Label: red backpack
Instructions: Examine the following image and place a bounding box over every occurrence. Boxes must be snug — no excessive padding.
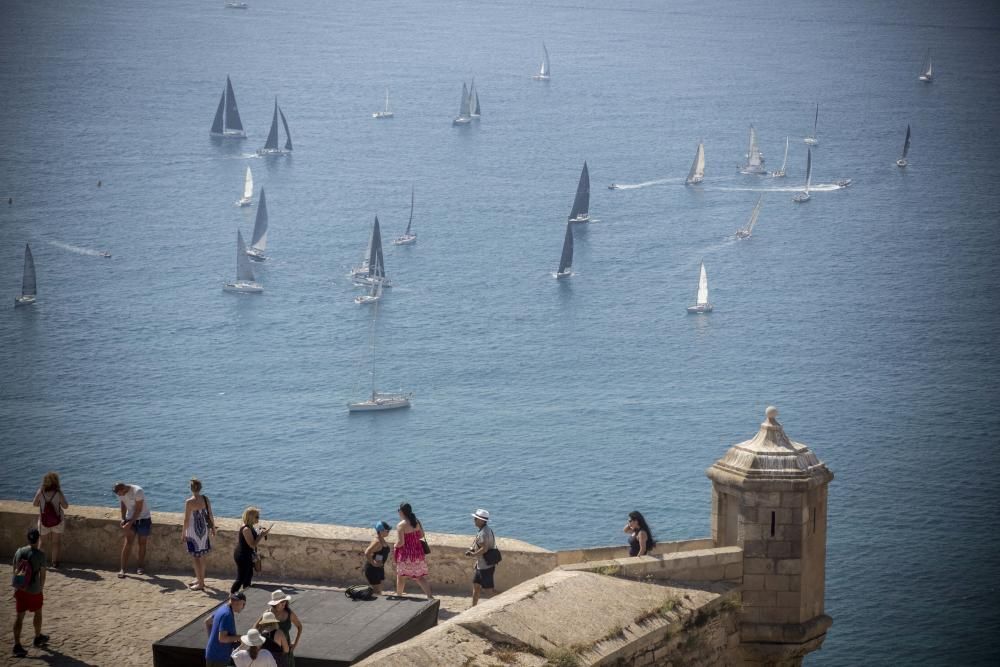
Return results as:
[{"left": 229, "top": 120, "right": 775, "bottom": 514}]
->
[
  {"left": 11, "top": 551, "right": 34, "bottom": 591},
  {"left": 40, "top": 493, "right": 60, "bottom": 528}
]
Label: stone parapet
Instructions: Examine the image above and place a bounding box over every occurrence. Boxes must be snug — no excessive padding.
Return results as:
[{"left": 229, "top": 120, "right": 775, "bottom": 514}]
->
[
  {"left": 555, "top": 537, "right": 714, "bottom": 566},
  {"left": 559, "top": 545, "right": 743, "bottom": 584}
]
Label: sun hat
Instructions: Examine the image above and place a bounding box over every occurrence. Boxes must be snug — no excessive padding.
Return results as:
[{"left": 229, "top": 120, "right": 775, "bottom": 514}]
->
[
  {"left": 241, "top": 628, "right": 265, "bottom": 647},
  {"left": 471, "top": 509, "right": 490, "bottom": 522},
  {"left": 267, "top": 589, "right": 292, "bottom": 606},
  {"left": 259, "top": 611, "right": 279, "bottom": 626}
]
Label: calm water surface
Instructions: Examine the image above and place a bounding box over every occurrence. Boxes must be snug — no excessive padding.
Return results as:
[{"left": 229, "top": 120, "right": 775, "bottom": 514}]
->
[{"left": 2, "top": 1, "right": 999, "bottom": 664}]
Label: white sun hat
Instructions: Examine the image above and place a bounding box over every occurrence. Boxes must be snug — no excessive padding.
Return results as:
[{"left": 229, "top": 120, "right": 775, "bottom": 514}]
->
[{"left": 471, "top": 509, "right": 490, "bottom": 522}]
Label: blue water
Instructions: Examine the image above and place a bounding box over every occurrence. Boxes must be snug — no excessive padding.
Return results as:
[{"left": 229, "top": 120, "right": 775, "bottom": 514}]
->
[{"left": 2, "top": 0, "right": 999, "bottom": 663}]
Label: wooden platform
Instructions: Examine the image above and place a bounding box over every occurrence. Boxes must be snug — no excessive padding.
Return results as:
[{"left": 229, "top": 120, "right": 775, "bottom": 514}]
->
[{"left": 152, "top": 585, "right": 439, "bottom": 666}]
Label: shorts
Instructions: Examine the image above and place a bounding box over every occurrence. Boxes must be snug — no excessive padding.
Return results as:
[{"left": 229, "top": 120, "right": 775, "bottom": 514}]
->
[
  {"left": 473, "top": 567, "right": 495, "bottom": 590},
  {"left": 14, "top": 589, "right": 43, "bottom": 614},
  {"left": 364, "top": 564, "right": 386, "bottom": 585},
  {"left": 38, "top": 519, "right": 65, "bottom": 535},
  {"left": 128, "top": 518, "right": 153, "bottom": 537}
]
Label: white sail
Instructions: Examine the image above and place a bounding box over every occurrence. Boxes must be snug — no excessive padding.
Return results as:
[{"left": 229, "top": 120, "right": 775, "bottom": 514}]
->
[
  {"left": 920, "top": 49, "right": 933, "bottom": 81},
  {"left": 740, "top": 125, "right": 767, "bottom": 174},
  {"left": 242, "top": 166, "right": 253, "bottom": 201},
  {"left": 235, "top": 230, "right": 256, "bottom": 282},
  {"left": 687, "top": 142, "right": 705, "bottom": 184},
  {"left": 804, "top": 148, "right": 812, "bottom": 193},
  {"left": 696, "top": 262, "right": 709, "bottom": 306},
  {"left": 539, "top": 43, "right": 550, "bottom": 77},
  {"left": 779, "top": 137, "right": 789, "bottom": 174}
]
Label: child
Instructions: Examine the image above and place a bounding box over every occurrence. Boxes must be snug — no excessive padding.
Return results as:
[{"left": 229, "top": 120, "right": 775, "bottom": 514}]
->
[{"left": 363, "top": 521, "right": 392, "bottom": 594}]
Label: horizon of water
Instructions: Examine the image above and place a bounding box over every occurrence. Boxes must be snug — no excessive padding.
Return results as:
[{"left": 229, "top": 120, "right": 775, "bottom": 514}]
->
[{"left": 2, "top": 1, "right": 999, "bottom": 664}]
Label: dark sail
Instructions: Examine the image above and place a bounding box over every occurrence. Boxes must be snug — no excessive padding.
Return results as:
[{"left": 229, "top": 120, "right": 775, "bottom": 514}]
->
[
  {"left": 404, "top": 187, "right": 414, "bottom": 235},
  {"left": 279, "top": 107, "right": 293, "bottom": 151},
  {"left": 368, "top": 217, "right": 385, "bottom": 279},
  {"left": 211, "top": 91, "right": 225, "bottom": 135},
  {"left": 557, "top": 223, "right": 574, "bottom": 274},
  {"left": 22, "top": 244, "right": 36, "bottom": 297},
  {"left": 902, "top": 124, "right": 911, "bottom": 159},
  {"left": 225, "top": 76, "right": 244, "bottom": 132},
  {"left": 474, "top": 92, "right": 480, "bottom": 116},
  {"left": 264, "top": 99, "right": 279, "bottom": 150},
  {"left": 250, "top": 189, "right": 268, "bottom": 249},
  {"left": 568, "top": 161, "right": 590, "bottom": 221}
]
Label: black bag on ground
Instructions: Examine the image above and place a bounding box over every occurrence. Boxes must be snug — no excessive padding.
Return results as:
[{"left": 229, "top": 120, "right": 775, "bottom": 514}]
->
[{"left": 345, "top": 584, "right": 375, "bottom": 601}]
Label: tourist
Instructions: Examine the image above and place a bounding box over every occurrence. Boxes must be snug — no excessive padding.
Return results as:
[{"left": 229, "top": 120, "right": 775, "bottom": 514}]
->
[
  {"left": 393, "top": 502, "right": 433, "bottom": 599},
  {"left": 32, "top": 472, "right": 69, "bottom": 568},
  {"left": 232, "top": 506, "right": 270, "bottom": 594},
  {"left": 204, "top": 591, "right": 246, "bottom": 667},
  {"left": 255, "top": 610, "right": 290, "bottom": 667},
  {"left": 113, "top": 481, "right": 152, "bottom": 577},
  {"left": 363, "top": 521, "right": 392, "bottom": 595},
  {"left": 231, "top": 628, "right": 277, "bottom": 667},
  {"left": 182, "top": 477, "right": 216, "bottom": 591},
  {"left": 11, "top": 528, "right": 48, "bottom": 658},
  {"left": 267, "top": 589, "right": 302, "bottom": 667},
  {"left": 465, "top": 508, "right": 497, "bottom": 606},
  {"left": 623, "top": 511, "right": 656, "bottom": 557}
]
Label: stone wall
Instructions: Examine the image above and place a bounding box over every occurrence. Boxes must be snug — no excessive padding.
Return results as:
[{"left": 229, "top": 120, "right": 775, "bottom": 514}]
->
[{"left": 560, "top": 545, "right": 743, "bottom": 585}]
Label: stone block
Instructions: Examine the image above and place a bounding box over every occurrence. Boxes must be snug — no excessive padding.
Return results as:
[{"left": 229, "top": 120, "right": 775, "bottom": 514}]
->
[
  {"left": 693, "top": 564, "right": 727, "bottom": 582},
  {"left": 764, "top": 575, "right": 789, "bottom": 591},
  {"left": 778, "top": 524, "right": 803, "bottom": 541},
  {"left": 744, "top": 540, "right": 767, "bottom": 557},
  {"left": 724, "top": 563, "right": 743, "bottom": 580},
  {"left": 788, "top": 577, "right": 801, "bottom": 592},
  {"left": 742, "top": 524, "right": 763, "bottom": 541},
  {"left": 697, "top": 553, "right": 718, "bottom": 569},
  {"left": 742, "top": 590, "right": 776, "bottom": 607},
  {"left": 777, "top": 591, "right": 802, "bottom": 608},
  {"left": 742, "top": 574, "right": 765, "bottom": 591},
  {"left": 780, "top": 492, "right": 805, "bottom": 508},
  {"left": 776, "top": 559, "right": 801, "bottom": 575},
  {"left": 788, "top": 541, "right": 802, "bottom": 558},
  {"left": 715, "top": 547, "right": 742, "bottom": 565},
  {"left": 766, "top": 541, "right": 791, "bottom": 558},
  {"left": 744, "top": 558, "right": 775, "bottom": 575}
]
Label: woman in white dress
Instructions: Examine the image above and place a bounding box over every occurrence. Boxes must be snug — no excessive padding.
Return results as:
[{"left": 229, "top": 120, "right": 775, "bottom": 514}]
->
[{"left": 182, "top": 478, "right": 216, "bottom": 590}]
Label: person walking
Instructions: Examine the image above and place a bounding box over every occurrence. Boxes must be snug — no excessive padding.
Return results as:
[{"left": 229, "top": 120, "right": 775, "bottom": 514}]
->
[
  {"left": 256, "top": 610, "right": 290, "bottom": 667},
  {"left": 623, "top": 511, "right": 656, "bottom": 557},
  {"left": 11, "top": 528, "right": 48, "bottom": 658},
  {"left": 182, "top": 477, "right": 216, "bottom": 591},
  {"left": 465, "top": 509, "right": 497, "bottom": 606},
  {"left": 363, "top": 521, "right": 392, "bottom": 595},
  {"left": 113, "top": 481, "right": 152, "bottom": 577},
  {"left": 32, "top": 472, "right": 68, "bottom": 568},
  {"left": 267, "top": 589, "right": 301, "bottom": 667},
  {"left": 393, "top": 502, "right": 433, "bottom": 599},
  {"left": 232, "top": 507, "right": 271, "bottom": 594},
  {"left": 204, "top": 591, "right": 246, "bottom": 667},
  {"left": 231, "top": 628, "right": 277, "bottom": 667}
]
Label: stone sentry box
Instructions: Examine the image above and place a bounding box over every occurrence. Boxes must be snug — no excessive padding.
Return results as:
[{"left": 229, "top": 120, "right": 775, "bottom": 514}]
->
[{"left": 707, "top": 407, "right": 834, "bottom": 666}]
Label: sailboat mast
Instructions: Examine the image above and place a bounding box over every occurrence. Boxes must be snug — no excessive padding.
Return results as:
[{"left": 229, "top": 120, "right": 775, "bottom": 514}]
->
[{"left": 405, "top": 187, "right": 414, "bottom": 235}]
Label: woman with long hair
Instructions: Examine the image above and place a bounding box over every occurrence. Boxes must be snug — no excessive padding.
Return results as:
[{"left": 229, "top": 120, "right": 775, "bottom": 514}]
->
[
  {"left": 182, "top": 477, "right": 216, "bottom": 590},
  {"left": 232, "top": 507, "right": 271, "bottom": 594},
  {"left": 32, "top": 472, "right": 69, "bottom": 567},
  {"left": 255, "top": 610, "right": 289, "bottom": 667},
  {"left": 393, "top": 502, "right": 433, "bottom": 599},
  {"left": 267, "top": 589, "right": 301, "bottom": 667},
  {"left": 231, "top": 628, "right": 277, "bottom": 667},
  {"left": 623, "top": 510, "right": 656, "bottom": 557}
]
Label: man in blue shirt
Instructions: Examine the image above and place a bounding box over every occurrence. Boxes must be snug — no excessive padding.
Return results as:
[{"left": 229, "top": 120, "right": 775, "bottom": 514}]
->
[{"left": 204, "top": 591, "right": 246, "bottom": 667}]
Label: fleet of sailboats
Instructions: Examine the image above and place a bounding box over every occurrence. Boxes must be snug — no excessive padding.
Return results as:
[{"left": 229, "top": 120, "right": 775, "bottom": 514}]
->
[
  {"left": 686, "top": 141, "right": 705, "bottom": 184},
  {"left": 735, "top": 197, "right": 763, "bottom": 239},
  {"left": 532, "top": 43, "right": 551, "bottom": 80},
  {"left": 246, "top": 188, "right": 269, "bottom": 262},
  {"left": 392, "top": 188, "right": 417, "bottom": 246},
  {"left": 14, "top": 244, "right": 36, "bottom": 307},
  {"left": 918, "top": 50, "right": 933, "bottom": 82},
  {"left": 210, "top": 75, "right": 246, "bottom": 138},
  {"left": 553, "top": 223, "right": 574, "bottom": 279},
  {"left": 373, "top": 88, "right": 394, "bottom": 119},
  {"left": 223, "top": 230, "right": 263, "bottom": 293},
  {"left": 567, "top": 162, "right": 591, "bottom": 223},
  {"left": 348, "top": 301, "right": 411, "bottom": 412},
  {"left": 793, "top": 148, "right": 813, "bottom": 202},
  {"left": 237, "top": 166, "right": 253, "bottom": 207},
  {"left": 804, "top": 103, "right": 820, "bottom": 146},
  {"left": 686, "top": 261, "right": 712, "bottom": 314},
  {"left": 739, "top": 125, "right": 767, "bottom": 175},
  {"left": 896, "top": 124, "right": 911, "bottom": 168},
  {"left": 257, "top": 97, "right": 293, "bottom": 155}
]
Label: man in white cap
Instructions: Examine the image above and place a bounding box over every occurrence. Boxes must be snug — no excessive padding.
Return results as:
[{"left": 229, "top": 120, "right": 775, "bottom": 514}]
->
[{"left": 465, "top": 508, "right": 496, "bottom": 606}]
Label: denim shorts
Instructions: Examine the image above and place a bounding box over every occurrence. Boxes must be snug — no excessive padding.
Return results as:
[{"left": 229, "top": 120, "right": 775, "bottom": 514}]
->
[{"left": 130, "top": 518, "right": 153, "bottom": 537}]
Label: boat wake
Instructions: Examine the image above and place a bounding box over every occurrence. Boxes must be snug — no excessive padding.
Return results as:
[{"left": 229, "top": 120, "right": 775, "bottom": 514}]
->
[
  {"left": 707, "top": 183, "right": 843, "bottom": 193},
  {"left": 610, "top": 177, "right": 680, "bottom": 190},
  {"left": 48, "top": 241, "right": 106, "bottom": 256}
]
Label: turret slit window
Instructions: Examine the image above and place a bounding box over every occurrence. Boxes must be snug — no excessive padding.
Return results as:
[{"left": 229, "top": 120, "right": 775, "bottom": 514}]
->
[
  {"left": 812, "top": 507, "right": 817, "bottom": 534},
  {"left": 770, "top": 511, "right": 776, "bottom": 537}
]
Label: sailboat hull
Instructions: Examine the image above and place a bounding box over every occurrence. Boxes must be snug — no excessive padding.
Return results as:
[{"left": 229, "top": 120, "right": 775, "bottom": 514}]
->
[
  {"left": 223, "top": 281, "right": 263, "bottom": 293},
  {"left": 453, "top": 116, "right": 471, "bottom": 126},
  {"left": 14, "top": 295, "right": 36, "bottom": 307},
  {"left": 392, "top": 234, "right": 416, "bottom": 246},
  {"left": 353, "top": 276, "right": 393, "bottom": 288},
  {"left": 348, "top": 394, "right": 412, "bottom": 412},
  {"left": 246, "top": 248, "right": 267, "bottom": 262},
  {"left": 568, "top": 215, "right": 590, "bottom": 224},
  {"left": 372, "top": 112, "right": 394, "bottom": 119},
  {"left": 739, "top": 166, "right": 768, "bottom": 175},
  {"left": 686, "top": 176, "right": 703, "bottom": 185},
  {"left": 237, "top": 197, "right": 253, "bottom": 207},
  {"left": 687, "top": 304, "right": 713, "bottom": 314},
  {"left": 803, "top": 137, "right": 819, "bottom": 146},
  {"left": 919, "top": 75, "right": 932, "bottom": 82},
  {"left": 896, "top": 159, "right": 908, "bottom": 168},
  {"left": 792, "top": 193, "right": 811, "bottom": 203},
  {"left": 553, "top": 270, "right": 572, "bottom": 279},
  {"left": 211, "top": 129, "right": 246, "bottom": 139},
  {"left": 256, "top": 148, "right": 290, "bottom": 156}
]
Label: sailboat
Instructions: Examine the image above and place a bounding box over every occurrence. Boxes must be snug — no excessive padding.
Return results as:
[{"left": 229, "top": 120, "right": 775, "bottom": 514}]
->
[
  {"left": 257, "top": 97, "right": 293, "bottom": 155},
  {"left": 470, "top": 79, "right": 480, "bottom": 120},
  {"left": 246, "top": 188, "right": 269, "bottom": 262},
  {"left": 770, "top": 137, "right": 789, "bottom": 178},
  {"left": 735, "top": 197, "right": 763, "bottom": 239},
  {"left": 392, "top": 188, "right": 417, "bottom": 245},
  {"left": 14, "top": 244, "right": 36, "bottom": 307},
  {"left": 686, "top": 141, "right": 705, "bottom": 185},
  {"left": 553, "top": 222, "right": 574, "bottom": 279},
  {"left": 223, "top": 230, "right": 263, "bottom": 293},
  {"left": 353, "top": 216, "right": 391, "bottom": 288},
  {"left": 896, "top": 124, "right": 911, "bottom": 168},
  {"left": 918, "top": 50, "right": 933, "bottom": 82},
  {"left": 210, "top": 75, "right": 246, "bottom": 138},
  {"left": 348, "top": 301, "right": 411, "bottom": 412},
  {"left": 373, "top": 88, "right": 394, "bottom": 119},
  {"left": 236, "top": 166, "right": 253, "bottom": 207},
  {"left": 354, "top": 279, "right": 383, "bottom": 305},
  {"left": 567, "top": 161, "right": 591, "bottom": 223},
  {"left": 686, "top": 261, "right": 713, "bottom": 314},
  {"left": 804, "top": 103, "right": 820, "bottom": 146},
  {"left": 453, "top": 82, "right": 472, "bottom": 125},
  {"left": 792, "top": 148, "right": 813, "bottom": 203},
  {"left": 532, "top": 43, "right": 551, "bottom": 80},
  {"left": 739, "top": 125, "right": 767, "bottom": 175}
]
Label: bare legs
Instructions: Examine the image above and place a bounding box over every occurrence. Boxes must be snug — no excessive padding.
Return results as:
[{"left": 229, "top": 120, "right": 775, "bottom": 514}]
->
[
  {"left": 396, "top": 574, "right": 433, "bottom": 600},
  {"left": 120, "top": 531, "right": 148, "bottom": 573},
  {"left": 12, "top": 610, "right": 43, "bottom": 647},
  {"left": 42, "top": 533, "right": 62, "bottom": 567},
  {"left": 190, "top": 555, "right": 207, "bottom": 589}
]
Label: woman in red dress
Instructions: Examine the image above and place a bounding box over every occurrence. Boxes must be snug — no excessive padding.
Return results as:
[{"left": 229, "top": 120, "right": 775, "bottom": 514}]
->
[{"left": 393, "top": 503, "right": 433, "bottom": 599}]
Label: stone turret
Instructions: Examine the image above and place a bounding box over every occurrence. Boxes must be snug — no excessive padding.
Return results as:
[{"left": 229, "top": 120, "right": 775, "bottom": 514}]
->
[{"left": 707, "top": 407, "right": 834, "bottom": 666}]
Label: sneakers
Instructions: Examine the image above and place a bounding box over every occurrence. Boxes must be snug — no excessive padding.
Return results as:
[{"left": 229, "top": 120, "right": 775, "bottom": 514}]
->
[
  {"left": 12, "top": 644, "right": 27, "bottom": 657},
  {"left": 117, "top": 570, "right": 125, "bottom": 578},
  {"left": 33, "top": 635, "right": 49, "bottom": 647},
  {"left": 136, "top": 568, "right": 145, "bottom": 575}
]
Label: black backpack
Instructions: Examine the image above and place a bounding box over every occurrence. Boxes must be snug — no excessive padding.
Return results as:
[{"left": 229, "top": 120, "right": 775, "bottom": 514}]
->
[{"left": 345, "top": 584, "right": 375, "bottom": 601}]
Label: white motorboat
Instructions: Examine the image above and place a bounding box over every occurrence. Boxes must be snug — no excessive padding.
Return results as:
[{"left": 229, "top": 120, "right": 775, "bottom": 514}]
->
[
  {"left": 553, "top": 222, "right": 574, "bottom": 279},
  {"left": 257, "top": 97, "right": 293, "bottom": 155},
  {"left": 14, "top": 244, "right": 36, "bottom": 307},
  {"left": 392, "top": 187, "right": 417, "bottom": 245},
  {"left": 896, "top": 124, "right": 911, "bottom": 168},
  {"left": 739, "top": 125, "right": 767, "bottom": 175},
  {"left": 770, "top": 137, "right": 789, "bottom": 178},
  {"left": 608, "top": 183, "right": 618, "bottom": 190},
  {"left": 836, "top": 178, "right": 852, "bottom": 188},
  {"left": 918, "top": 49, "right": 933, "bottom": 82},
  {"left": 532, "top": 43, "right": 551, "bottom": 80},
  {"left": 237, "top": 165, "right": 253, "bottom": 207},
  {"left": 686, "top": 261, "right": 713, "bottom": 314},
  {"left": 792, "top": 148, "right": 813, "bottom": 203},
  {"left": 686, "top": 141, "right": 705, "bottom": 185},
  {"left": 348, "top": 301, "right": 411, "bottom": 412},
  {"left": 453, "top": 82, "right": 472, "bottom": 125},
  {"left": 210, "top": 75, "right": 247, "bottom": 138},
  {"left": 100, "top": 250, "right": 112, "bottom": 258},
  {"left": 246, "top": 188, "right": 268, "bottom": 262},
  {"left": 735, "top": 196, "right": 763, "bottom": 239},
  {"left": 567, "top": 161, "right": 591, "bottom": 223},
  {"left": 223, "top": 230, "right": 263, "bottom": 293},
  {"left": 804, "top": 103, "right": 820, "bottom": 146},
  {"left": 373, "top": 88, "right": 394, "bottom": 119}
]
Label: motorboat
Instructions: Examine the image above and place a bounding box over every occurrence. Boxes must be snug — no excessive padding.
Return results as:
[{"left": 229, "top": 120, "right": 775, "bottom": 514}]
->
[
  {"left": 608, "top": 184, "right": 618, "bottom": 190},
  {"left": 100, "top": 250, "right": 112, "bottom": 258},
  {"left": 836, "top": 178, "right": 852, "bottom": 188},
  {"left": 225, "top": 2, "right": 249, "bottom": 9}
]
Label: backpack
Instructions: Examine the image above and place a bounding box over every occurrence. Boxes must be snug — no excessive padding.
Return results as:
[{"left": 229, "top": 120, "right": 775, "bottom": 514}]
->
[
  {"left": 345, "top": 584, "right": 375, "bottom": 601},
  {"left": 40, "top": 492, "right": 60, "bottom": 528},
  {"left": 11, "top": 550, "right": 34, "bottom": 591}
]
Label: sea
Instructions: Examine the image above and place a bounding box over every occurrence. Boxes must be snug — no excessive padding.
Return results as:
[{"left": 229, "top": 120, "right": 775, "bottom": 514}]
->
[{"left": 1, "top": 0, "right": 998, "bottom": 663}]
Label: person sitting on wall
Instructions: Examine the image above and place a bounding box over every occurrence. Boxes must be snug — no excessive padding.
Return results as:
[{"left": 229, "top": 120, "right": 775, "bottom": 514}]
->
[{"left": 624, "top": 511, "right": 656, "bottom": 557}]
